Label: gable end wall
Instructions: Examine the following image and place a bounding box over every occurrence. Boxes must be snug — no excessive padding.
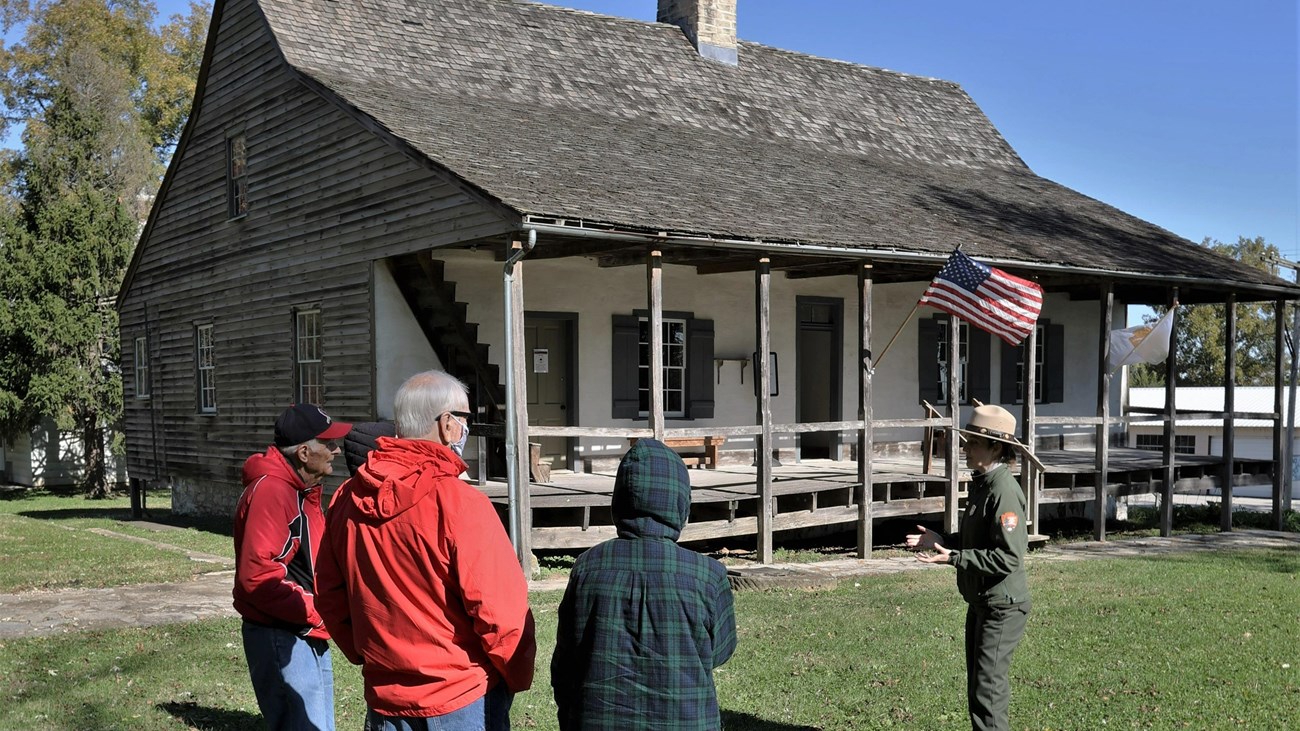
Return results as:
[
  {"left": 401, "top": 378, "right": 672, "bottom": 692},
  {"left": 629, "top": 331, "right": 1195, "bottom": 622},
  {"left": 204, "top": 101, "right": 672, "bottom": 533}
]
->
[{"left": 118, "top": 0, "right": 514, "bottom": 513}]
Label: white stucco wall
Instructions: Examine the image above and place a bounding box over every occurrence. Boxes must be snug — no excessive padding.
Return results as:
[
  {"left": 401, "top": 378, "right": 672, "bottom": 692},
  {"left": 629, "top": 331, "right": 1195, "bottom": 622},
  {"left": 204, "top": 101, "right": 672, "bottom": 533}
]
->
[
  {"left": 374, "top": 262, "right": 444, "bottom": 419},
  {"left": 371, "top": 249, "right": 1125, "bottom": 463}
]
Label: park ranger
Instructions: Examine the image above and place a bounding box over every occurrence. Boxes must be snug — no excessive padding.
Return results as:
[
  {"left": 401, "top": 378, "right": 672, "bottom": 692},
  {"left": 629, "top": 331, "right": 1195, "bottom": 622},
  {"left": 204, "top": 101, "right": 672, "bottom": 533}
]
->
[{"left": 907, "top": 404, "right": 1037, "bottom": 731}]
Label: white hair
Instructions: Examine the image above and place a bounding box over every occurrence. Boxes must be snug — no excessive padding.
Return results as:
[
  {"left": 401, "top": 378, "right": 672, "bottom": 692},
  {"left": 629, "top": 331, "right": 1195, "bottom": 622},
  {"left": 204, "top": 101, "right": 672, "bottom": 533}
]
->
[
  {"left": 278, "top": 439, "right": 324, "bottom": 465},
  {"left": 394, "top": 370, "right": 469, "bottom": 439}
]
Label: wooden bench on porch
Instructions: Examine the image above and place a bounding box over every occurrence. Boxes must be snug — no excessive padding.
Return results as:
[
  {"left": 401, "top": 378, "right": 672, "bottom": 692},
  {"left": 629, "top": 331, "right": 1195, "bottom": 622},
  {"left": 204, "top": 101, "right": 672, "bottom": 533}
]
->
[{"left": 628, "top": 436, "right": 727, "bottom": 469}]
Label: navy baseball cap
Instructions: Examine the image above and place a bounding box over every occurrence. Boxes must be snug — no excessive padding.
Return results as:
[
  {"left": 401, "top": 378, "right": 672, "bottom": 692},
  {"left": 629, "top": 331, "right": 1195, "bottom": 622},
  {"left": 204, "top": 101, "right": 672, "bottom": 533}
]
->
[{"left": 274, "top": 404, "right": 352, "bottom": 447}]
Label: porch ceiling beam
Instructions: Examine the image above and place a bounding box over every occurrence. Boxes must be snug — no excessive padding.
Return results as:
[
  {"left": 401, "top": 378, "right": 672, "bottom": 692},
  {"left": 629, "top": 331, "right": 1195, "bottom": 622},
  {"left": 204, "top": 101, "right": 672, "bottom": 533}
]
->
[
  {"left": 492, "top": 239, "right": 639, "bottom": 261},
  {"left": 598, "top": 247, "right": 735, "bottom": 268}
]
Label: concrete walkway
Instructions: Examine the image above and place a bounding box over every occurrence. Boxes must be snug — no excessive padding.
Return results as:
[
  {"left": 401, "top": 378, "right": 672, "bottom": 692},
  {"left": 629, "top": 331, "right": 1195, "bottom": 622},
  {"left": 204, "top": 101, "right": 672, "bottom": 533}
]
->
[{"left": 1, "top": 530, "right": 1295, "bottom": 640}]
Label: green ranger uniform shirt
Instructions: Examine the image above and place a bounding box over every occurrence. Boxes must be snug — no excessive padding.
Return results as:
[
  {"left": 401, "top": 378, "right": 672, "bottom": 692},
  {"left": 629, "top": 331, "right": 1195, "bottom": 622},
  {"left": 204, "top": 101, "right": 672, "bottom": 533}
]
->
[{"left": 950, "top": 463, "right": 1030, "bottom": 606}]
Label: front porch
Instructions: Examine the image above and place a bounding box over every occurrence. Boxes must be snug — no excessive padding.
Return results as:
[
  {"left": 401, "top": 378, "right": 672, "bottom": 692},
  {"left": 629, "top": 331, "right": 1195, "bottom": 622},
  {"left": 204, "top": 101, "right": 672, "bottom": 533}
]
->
[{"left": 478, "top": 446, "right": 1274, "bottom": 552}]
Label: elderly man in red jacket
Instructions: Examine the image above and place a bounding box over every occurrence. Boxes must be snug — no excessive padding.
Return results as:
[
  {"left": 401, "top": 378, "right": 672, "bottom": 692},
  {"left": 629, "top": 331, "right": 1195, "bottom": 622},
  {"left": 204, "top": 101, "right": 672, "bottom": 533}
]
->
[
  {"left": 234, "top": 402, "right": 351, "bottom": 731},
  {"left": 316, "top": 370, "right": 536, "bottom": 731}
]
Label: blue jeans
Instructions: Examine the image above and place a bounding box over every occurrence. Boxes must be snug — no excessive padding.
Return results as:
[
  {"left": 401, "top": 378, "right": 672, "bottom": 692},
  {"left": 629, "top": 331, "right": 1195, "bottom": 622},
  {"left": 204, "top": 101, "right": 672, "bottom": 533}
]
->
[
  {"left": 242, "top": 621, "right": 335, "bottom": 731},
  {"left": 365, "top": 683, "right": 513, "bottom": 731}
]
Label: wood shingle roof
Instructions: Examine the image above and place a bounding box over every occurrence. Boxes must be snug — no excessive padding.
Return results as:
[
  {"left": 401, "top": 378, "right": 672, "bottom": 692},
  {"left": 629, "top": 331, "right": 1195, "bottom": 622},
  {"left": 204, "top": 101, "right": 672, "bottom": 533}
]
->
[{"left": 253, "top": 0, "right": 1295, "bottom": 297}]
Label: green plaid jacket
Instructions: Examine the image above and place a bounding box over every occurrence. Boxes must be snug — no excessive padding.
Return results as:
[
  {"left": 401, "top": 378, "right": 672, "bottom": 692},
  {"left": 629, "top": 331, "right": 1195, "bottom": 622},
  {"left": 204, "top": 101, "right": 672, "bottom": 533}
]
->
[{"left": 551, "top": 439, "right": 737, "bottom": 730}]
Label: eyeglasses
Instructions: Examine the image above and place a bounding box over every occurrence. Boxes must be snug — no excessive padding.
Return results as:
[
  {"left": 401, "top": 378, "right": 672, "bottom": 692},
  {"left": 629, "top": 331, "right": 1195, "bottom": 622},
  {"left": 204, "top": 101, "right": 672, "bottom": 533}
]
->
[
  {"left": 320, "top": 439, "right": 341, "bottom": 451},
  {"left": 445, "top": 410, "right": 472, "bottom": 421}
]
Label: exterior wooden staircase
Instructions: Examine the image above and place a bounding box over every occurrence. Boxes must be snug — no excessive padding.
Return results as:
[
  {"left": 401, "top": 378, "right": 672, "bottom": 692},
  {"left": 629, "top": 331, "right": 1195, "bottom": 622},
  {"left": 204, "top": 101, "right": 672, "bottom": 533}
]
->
[{"left": 387, "top": 253, "right": 507, "bottom": 430}]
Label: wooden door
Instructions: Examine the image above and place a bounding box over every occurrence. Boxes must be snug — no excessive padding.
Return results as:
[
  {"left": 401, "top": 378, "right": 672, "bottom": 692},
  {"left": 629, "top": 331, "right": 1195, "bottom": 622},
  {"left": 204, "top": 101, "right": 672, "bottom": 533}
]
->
[
  {"left": 797, "top": 298, "right": 843, "bottom": 459},
  {"left": 525, "top": 314, "right": 574, "bottom": 469}
]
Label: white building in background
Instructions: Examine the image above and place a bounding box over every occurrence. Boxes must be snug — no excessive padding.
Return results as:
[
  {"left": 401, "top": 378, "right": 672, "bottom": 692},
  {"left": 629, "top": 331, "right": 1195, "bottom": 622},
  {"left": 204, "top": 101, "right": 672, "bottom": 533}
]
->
[
  {"left": 0, "top": 419, "right": 126, "bottom": 489},
  {"left": 1127, "top": 387, "right": 1300, "bottom": 500}
]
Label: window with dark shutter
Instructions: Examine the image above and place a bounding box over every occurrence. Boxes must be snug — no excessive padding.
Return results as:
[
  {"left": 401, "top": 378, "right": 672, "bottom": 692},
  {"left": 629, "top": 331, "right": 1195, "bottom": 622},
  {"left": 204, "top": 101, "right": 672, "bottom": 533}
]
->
[
  {"left": 999, "top": 321, "right": 1064, "bottom": 404},
  {"left": 611, "top": 312, "right": 714, "bottom": 419},
  {"left": 918, "top": 315, "right": 989, "bottom": 405}
]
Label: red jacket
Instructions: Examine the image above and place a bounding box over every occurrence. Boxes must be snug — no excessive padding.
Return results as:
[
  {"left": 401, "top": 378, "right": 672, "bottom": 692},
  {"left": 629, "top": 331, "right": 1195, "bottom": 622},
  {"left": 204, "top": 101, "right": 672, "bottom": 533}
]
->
[
  {"left": 232, "top": 447, "right": 329, "bottom": 640},
  {"left": 315, "top": 437, "right": 536, "bottom": 717}
]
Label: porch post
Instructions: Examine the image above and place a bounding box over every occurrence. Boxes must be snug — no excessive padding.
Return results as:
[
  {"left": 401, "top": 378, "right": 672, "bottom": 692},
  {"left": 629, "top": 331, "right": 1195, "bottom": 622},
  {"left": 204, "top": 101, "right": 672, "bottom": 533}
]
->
[
  {"left": 945, "top": 315, "right": 962, "bottom": 535},
  {"left": 1095, "top": 283, "right": 1113, "bottom": 541},
  {"left": 856, "top": 263, "right": 874, "bottom": 558},
  {"left": 1160, "top": 288, "right": 1179, "bottom": 536},
  {"left": 755, "top": 257, "right": 774, "bottom": 563},
  {"left": 647, "top": 250, "right": 665, "bottom": 439},
  {"left": 1020, "top": 318, "right": 1039, "bottom": 538},
  {"left": 505, "top": 240, "right": 533, "bottom": 565},
  {"left": 1274, "top": 298, "right": 1287, "bottom": 529},
  {"left": 1221, "top": 294, "right": 1236, "bottom": 531}
]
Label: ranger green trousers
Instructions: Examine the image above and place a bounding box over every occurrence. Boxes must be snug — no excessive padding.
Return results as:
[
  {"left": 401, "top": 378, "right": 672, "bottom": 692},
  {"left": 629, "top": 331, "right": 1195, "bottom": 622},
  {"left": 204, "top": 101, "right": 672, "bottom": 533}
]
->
[{"left": 964, "top": 601, "right": 1030, "bottom": 731}]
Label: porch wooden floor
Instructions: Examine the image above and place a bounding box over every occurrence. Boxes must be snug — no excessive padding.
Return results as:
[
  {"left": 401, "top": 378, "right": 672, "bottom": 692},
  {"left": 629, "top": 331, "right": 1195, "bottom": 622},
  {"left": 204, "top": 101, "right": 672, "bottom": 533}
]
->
[{"left": 480, "top": 447, "right": 1273, "bottom": 550}]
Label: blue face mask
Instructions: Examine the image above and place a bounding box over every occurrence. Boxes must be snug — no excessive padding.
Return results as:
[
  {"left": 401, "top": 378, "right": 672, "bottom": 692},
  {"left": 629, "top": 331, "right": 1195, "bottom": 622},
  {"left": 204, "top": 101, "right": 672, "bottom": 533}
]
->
[{"left": 449, "top": 415, "right": 469, "bottom": 456}]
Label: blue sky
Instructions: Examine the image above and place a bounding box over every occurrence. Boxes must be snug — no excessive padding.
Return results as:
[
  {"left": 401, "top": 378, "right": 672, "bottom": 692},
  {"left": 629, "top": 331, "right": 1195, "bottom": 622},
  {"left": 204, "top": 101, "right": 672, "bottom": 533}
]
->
[{"left": 155, "top": 0, "right": 1297, "bottom": 264}]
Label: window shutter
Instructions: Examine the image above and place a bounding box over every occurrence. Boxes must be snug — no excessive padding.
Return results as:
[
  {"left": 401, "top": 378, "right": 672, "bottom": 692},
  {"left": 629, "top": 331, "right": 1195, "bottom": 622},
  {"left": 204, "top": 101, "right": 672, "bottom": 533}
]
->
[
  {"left": 611, "top": 315, "right": 640, "bottom": 419},
  {"left": 968, "top": 327, "right": 991, "bottom": 405},
  {"left": 687, "top": 318, "right": 715, "bottom": 419},
  {"left": 1001, "top": 340, "right": 1022, "bottom": 404},
  {"left": 917, "top": 318, "right": 939, "bottom": 404},
  {"left": 1044, "top": 322, "right": 1065, "bottom": 403}
]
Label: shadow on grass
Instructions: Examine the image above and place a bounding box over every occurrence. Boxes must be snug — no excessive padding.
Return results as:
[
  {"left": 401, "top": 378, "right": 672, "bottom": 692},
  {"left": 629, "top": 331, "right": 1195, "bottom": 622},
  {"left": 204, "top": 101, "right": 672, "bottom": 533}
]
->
[
  {"left": 8, "top": 488, "right": 235, "bottom": 537},
  {"left": 158, "top": 701, "right": 262, "bottom": 730},
  {"left": 722, "top": 709, "right": 821, "bottom": 730}
]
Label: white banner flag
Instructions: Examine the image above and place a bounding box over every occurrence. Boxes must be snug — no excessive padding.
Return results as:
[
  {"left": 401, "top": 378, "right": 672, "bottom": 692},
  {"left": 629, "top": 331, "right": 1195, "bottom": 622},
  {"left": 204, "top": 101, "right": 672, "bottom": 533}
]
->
[{"left": 1108, "top": 310, "right": 1175, "bottom": 371}]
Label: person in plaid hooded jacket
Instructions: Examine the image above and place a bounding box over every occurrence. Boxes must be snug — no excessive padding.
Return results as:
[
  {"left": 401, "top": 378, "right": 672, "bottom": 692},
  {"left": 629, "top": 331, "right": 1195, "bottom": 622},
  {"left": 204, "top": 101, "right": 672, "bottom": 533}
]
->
[{"left": 551, "top": 439, "right": 737, "bottom": 730}]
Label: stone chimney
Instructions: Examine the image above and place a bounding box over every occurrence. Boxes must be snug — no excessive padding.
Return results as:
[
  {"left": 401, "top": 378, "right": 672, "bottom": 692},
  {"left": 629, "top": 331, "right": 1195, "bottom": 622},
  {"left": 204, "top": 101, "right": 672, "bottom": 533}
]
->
[{"left": 657, "top": 0, "right": 737, "bottom": 66}]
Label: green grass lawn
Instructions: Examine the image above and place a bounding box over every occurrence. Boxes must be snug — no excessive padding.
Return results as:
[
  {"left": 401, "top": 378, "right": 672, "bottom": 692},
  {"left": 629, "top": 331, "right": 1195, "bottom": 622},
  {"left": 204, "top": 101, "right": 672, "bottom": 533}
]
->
[
  {"left": 0, "top": 489, "right": 234, "bottom": 592},
  {"left": 2, "top": 547, "right": 1297, "bottom": 730}
]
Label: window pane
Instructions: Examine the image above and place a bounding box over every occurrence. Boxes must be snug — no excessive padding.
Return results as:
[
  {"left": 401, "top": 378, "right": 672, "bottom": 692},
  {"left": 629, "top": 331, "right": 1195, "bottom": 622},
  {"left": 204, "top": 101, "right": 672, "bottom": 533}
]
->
[
  {"left": 666, "top": 391, "right": 682, "bottom": 413},
  {"left": 667, "top": 368, "right": 682, "bottom": 390}
]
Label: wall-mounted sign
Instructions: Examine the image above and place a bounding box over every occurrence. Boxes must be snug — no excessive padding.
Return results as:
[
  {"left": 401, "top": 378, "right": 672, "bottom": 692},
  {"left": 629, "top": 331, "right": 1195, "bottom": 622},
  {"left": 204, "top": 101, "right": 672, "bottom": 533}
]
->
[{"left": 533, "top": 349, "right": 549, "bottom": 374}]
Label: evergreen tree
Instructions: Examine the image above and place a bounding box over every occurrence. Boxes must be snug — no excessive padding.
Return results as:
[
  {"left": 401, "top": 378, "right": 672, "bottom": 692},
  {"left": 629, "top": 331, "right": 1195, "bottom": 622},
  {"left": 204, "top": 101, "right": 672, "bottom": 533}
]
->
[{"left": 0, "top": 0, "right": 207, "bottom": 496}]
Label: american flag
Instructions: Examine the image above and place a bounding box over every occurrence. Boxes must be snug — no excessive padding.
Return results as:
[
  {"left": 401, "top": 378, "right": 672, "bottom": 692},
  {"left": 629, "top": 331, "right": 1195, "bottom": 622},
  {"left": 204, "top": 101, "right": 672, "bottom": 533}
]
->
[{"left": 919, "top": 250, "right": 1043, "bottom": 345}]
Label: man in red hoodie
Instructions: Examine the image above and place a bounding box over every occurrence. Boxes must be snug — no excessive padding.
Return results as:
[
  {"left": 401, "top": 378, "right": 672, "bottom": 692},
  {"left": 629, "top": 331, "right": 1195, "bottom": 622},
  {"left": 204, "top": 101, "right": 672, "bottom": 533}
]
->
[
  {"left": 316, "top": 370, "right": 535, "bottom": 731},
  {"left": 234, "top": 403, "right": 351, "bottom": 731}
]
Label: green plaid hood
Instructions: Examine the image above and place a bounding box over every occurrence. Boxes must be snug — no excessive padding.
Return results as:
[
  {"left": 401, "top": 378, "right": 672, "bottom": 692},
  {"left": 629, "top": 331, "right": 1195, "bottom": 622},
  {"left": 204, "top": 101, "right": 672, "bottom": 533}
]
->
[{"left": 612, "top": 439, "right": 690, "bottom": 541}]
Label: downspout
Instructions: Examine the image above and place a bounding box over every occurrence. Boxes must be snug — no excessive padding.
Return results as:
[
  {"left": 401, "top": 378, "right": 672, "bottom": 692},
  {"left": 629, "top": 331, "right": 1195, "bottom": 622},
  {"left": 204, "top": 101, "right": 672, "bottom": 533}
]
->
[{"left": 503, "top": 229, "right": 536, "bottom": 551}]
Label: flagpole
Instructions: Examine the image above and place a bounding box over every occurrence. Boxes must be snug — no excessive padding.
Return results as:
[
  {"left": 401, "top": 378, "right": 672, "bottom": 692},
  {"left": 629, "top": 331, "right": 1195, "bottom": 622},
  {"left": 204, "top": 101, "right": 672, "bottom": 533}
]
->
[
  {"left": 872, "top": 299, "right": 922, "bottom": 370},
  {"left": 1108, "top": 303, "right": 1179, "bottom": 378}
]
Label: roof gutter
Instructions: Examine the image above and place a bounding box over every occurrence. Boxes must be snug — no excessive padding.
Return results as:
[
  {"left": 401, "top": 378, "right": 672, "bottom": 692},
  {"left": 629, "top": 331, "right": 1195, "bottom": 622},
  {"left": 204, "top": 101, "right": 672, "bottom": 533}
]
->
[{"left": 520, "top": 218, "right": 1300, "bottom": 299}]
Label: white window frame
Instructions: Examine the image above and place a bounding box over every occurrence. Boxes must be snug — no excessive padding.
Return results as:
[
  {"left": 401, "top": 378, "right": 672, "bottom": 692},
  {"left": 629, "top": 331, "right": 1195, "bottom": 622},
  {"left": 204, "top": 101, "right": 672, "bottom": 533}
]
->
[
  {"left": 936, "top": 319, "right": 969, "bottom": 405},
  {"left": 196, "top": 324, "right": 216, "bottom": 413},
  {"left": 295, "top": 308, "right": 323, "bottom": 405},
  {"left": 1013, "top": 323, "right": 1046, "bottom": 403},
  {"left": 638, "top": 317, "right": 687, "bottom": 418},
  {"left": 134, "top": 336, "right": 150, "bottom": 399}
]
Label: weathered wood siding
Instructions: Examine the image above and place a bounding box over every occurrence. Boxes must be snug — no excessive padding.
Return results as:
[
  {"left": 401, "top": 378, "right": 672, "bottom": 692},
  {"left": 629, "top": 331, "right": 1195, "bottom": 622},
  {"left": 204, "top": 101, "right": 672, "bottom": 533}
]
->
[{"left": 119, "top": 0, "right": 515, "bottom": 512}]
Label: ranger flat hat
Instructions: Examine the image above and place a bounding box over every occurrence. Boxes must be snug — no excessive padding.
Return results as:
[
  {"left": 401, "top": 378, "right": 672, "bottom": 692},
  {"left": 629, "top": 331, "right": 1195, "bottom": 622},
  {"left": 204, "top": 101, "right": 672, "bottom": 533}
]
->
[{"left": 953, "top": 404, "right": 1045, "bottom": 471}]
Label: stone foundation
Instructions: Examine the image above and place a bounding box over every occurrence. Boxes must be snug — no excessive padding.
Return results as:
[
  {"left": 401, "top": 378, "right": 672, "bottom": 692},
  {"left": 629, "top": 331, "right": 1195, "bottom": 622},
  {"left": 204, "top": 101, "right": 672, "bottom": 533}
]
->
[{"left": 169, "top": 477, "right": 239, "bottom": 517}]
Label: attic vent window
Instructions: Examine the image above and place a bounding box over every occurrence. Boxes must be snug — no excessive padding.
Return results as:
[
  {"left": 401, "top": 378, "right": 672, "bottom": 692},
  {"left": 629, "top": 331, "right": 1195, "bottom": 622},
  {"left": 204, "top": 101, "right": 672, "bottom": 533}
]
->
[{"left": 401, "top": 18, "right": 423, "bottom": 27}]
